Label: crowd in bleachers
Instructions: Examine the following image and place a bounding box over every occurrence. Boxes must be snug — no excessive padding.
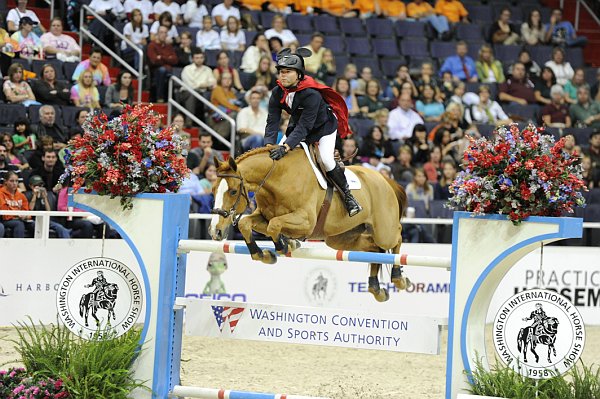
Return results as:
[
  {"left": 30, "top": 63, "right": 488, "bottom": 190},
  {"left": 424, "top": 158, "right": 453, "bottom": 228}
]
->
[{"left": 2, "top": 0, "right": 600, "bottom": 242}]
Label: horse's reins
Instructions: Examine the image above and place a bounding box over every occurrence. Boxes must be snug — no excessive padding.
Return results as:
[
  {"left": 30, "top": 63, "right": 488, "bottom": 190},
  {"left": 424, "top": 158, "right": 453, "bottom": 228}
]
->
[{"left": 211, "top": 160, "right": 277, "bottom": 227}]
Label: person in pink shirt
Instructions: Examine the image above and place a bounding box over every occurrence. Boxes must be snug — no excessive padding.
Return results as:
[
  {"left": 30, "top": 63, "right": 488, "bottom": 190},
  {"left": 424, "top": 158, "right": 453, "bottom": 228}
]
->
[{"left": 71, "top": 47, "right": 112, "bottom": 86}]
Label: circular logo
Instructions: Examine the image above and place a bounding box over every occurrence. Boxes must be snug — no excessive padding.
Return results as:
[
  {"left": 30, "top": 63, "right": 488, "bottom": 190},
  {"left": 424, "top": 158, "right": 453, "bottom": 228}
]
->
[
  {"left": 493, "top": 288, "right": 585, "bottom": 379},
  {"left": 304, "top": 268, "right": 336, "bottom": 306},
  {"left": 56, "top": 257, "right": 144, "bottom": 339}
]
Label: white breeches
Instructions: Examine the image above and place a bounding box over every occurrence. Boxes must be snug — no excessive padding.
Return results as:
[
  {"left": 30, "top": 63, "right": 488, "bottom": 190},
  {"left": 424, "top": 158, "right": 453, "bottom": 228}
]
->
[{"left": 318, "top": 131, "right": 337, "bottom": 172}]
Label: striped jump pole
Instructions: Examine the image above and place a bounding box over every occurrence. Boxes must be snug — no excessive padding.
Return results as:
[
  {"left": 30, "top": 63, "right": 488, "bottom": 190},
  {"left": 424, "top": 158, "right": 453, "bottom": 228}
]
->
[
  {"left": 171, "top": 386, "right": 331, "bottom": 399},
  {"left": 177, "top": 240, "right": 451, "bottom": 269}
]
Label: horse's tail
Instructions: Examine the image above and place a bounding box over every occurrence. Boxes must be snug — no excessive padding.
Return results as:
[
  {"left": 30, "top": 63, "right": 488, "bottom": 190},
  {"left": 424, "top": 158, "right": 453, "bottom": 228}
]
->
[{"left": 384, "top": 176, "right": 408, "bottom": 220}]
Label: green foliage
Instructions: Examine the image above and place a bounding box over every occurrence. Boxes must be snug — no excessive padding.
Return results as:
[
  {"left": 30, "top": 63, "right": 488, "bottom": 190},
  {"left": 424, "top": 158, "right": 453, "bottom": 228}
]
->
[
  {"left": 10, "top": 319, "right": 147, "bottom": 399},
  {"left": 467, "top": 357, "right": 600, "bottom": 399}
]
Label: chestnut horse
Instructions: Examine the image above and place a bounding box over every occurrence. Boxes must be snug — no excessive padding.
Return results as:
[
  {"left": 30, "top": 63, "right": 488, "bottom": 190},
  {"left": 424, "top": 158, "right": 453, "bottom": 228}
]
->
[{"left": 209, "top": 147, "right": 409, "bottom": 302}]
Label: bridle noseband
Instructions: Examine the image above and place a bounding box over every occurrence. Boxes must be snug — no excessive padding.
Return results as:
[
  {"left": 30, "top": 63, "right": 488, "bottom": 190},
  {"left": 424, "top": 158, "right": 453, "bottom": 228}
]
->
[{"left": 211, "top": 172, "right": 250, "bottom": 226}]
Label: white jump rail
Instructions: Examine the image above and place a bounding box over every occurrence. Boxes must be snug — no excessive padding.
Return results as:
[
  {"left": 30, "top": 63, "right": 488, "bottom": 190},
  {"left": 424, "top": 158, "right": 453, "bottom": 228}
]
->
[{"left": 170, "top": 385, "right": 331, "bottom": 399}]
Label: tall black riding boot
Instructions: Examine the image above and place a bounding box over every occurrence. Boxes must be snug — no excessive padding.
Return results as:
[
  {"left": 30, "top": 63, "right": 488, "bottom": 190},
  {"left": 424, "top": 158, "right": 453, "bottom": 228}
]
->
[{"left": 326, "top": 165, "right": 362, "bottom": 217}]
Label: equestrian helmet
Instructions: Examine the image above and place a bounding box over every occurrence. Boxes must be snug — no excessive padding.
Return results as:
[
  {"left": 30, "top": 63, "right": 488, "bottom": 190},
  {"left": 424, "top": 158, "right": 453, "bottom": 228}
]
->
[{"left": 276, "top": 48, "right": 313, "bottom": 79}]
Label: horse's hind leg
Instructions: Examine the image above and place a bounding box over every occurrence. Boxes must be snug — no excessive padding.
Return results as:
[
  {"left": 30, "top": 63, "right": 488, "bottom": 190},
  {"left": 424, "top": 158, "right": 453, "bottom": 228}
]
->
[{"left": 390, "top": 241, "right": 408, "bottom": 290}]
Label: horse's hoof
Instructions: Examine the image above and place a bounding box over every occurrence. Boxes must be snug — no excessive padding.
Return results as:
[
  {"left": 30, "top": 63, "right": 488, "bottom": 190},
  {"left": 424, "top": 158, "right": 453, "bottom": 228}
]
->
[
  {"left": 369, "top": 286, "right": 390, "bottom": 302},
  {"left": 392, "top": 274, "right": 408, "bottom": 290},
  {"left": 251, "top": 252, "right": 263, "bottom": 261},
  {"left": 261, "top": 249, "right": 278, "bottom": 265},
  {"left": 288, "top": 239, "right": 301, "bottom": 252}
]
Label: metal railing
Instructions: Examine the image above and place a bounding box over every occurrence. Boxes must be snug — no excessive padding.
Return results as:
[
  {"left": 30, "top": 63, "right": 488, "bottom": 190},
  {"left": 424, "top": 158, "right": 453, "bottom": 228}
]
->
[
  {"left": 168, "top": 75, "right": 236, "bottom": 155},
  {"left": 559, "top": 0, "right": 600, "bottom": 30},
  {"left": 42, "top": 0, "right": 55, "bottom": 20},
  {"left": 79, "top": 5, "right": 144, "bottom": 103}
]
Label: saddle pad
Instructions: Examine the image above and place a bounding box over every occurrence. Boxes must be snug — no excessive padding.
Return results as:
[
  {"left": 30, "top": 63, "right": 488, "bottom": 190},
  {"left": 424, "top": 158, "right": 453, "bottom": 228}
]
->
[{"left": 299, "top": 142, "right": 361, "bottom": 190}]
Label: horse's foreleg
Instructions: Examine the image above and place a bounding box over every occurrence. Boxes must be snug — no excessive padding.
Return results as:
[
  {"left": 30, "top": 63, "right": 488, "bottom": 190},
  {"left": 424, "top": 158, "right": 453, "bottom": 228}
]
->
[
  {"left": 237, "top": 209, "right": 277, "bottom": 264},
  {"left": 265, "top": 210, "right": 311, "bottom": 257}
]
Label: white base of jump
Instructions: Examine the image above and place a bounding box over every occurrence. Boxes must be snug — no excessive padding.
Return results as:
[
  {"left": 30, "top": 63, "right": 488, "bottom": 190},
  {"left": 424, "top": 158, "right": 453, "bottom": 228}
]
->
[
  {"left": 170, "top": 385, "right": 331, "bottom": 399},
  {"left": 177, "top": 240, "right": 451, "bottom": 269}
]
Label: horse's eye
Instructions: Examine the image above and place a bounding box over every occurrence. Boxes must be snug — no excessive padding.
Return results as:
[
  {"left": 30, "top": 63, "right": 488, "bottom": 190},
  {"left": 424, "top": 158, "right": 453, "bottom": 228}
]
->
[{"left": 229, "top": 189, "right": 237, "bottom": 196}]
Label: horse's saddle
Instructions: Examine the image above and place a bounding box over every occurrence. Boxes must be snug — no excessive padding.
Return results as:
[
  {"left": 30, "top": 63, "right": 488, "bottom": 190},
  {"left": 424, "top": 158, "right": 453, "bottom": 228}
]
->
[{"left": 300, "top": 142, "right": 361, "bottom": 190}]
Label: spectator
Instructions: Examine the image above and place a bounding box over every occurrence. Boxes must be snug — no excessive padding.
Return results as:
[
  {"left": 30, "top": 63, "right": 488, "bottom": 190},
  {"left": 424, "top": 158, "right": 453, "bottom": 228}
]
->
[
  {"left": 150, "top": 11, "right": 180, "bottom": 44},
  {"left": 377, "top": 0, "right": 406, "bottom": 20},
  {"left": 388, "top": 93, "right": 424, "bottom": 142},
  {"left": 31, "top": 149, "right": 64, "bottom": 191},
  {"left": 314, "top": 49, "right": 336, "bottom": 85},
  {"left": 220, "top": 16, "right": 245, "bottom": 51},
  {"left": 246, "top": 55, "right": 277, "bottom": 90},
  {"left": 121, "top": 8, "right": 149, "bottom": 69},
  {"left": 343, "top": 63, "right": 359, "bottom": 92},
  {"left": 545, "top": 8, "right": 587, "bottom": 48},
  {"left": 211, "top": 0, "right": 241, "bottom": 28},
  {"left": 124, "top": 0, "right": 153, "bottom": 24},
  {"left": 194, "top": 163, "right": 218, "bottom": 212},
  {"left": 70, "top": 70, "right": 101, "bottom": 109},
  {"left": 213, "top": 50, "right": 244, "bottom": 92},
  {"left": 534, "top": 66, "right": 557, "bottom": 106},
  {"left": 391, "top": 64, "right": 418, "bottom": 99},
  {"left": 391, "top": 145, "right": 414, "bottom": 182},
  {"left": 72, "top": 48, "right": 112, "bottom": 86},
  {"left": 68, "top": 109, "right": 89, "bottom": 138},
  {"left": 209, "top": 71, "right": 241, "bottom": 138},
  {"left": 508, "top": 49, "right": 541, "bottom": 78},
  {"left": 434, "top": 0, "right": 468, "bottom": 24},
  {"left": 31, "top": 106, "right": 68, "bottom": 149},
  {"left": 12, "top": 117, "right": 35, "bottom": 153},
  {"left": 57, "top": 185, "right": 95, "bottom": 238},
  {"left": 176, "top": 31, "right": 197, "bottom": 66},
  {"left": 545, "top": 47, "right": 573, "bottom": 87},
  {"left": 570, "top": 86, "right": 600, "bottom": 129},
  {"left": 355, "top": 66, "right": 373, "bottom": 97},
  {"left": 191, "top": 132, "right": 224, "bottom": 175},
  {"left": 1, "top": 134, "right": 28, "bottom": 170},
  {"left": 0, "top": 171, "right": 31, "bottom": 237},
  {"left": 405, "top": 123, "right": 430, "bottom": 166},
  {"left": 3, "top": 63, "right": 40, "bottom": 107},
  {"left": 180, "top": 48, "right": 216, "bottom": 125},
  {"left": 41, "top": 18, "right": 80, "bottom": 62},
  {"left": 6, "top": 0, "right": 45, "bottom": 34},
  {"left": 334, "top": 77, "right": 359, "bottom": 117},
  {"left": 148, "top": 25, "right": 179, "bottom": 102},
  {"left": 469, "top": 85, "right": 511, "bottom": 126},
  {"left": 153, "top": 0, "right": 182, "bottom": 23},
  {"left": 0, "top": 142, "right": 25, "bottom": 186},
  {"left": 196, "top": 15, "right": 221, "bottom": 51},
  {"left": 359, "top": 125, "right": 395, "bottom": 164},
  {"left": 591, "top": 68, "right": 600, "bottom": 102},
  {"left": 88, "top": 0, "right": 125, "bottom": 50},
  {"left": 182, "top": 0, "right": 209, "bottom": 28},
  {"left": 406, "top": 0, "right": 449, "bottom": 40},
  {"left": 358, "top": 80, "right": 385, "bottom": 120},
  {"left": 301, "top": 32, "right": 325, "bottom": 76},
  {"left": 447, "top": 80, "right": 465, "bottom": 105},
  {"left": 475, "top": 44, "right": 505, "bottom": 84},
  {"left": 562, "top": 133, "right": 581, "bottom": 158},
  {"left": 11, "top": 16, "right": 43, "bottom": 59},
  {"left": 26, "top": 175, "right": 70, "bottom": 238},
  {"left": 540, "top": 84, "right": 571, "bottom": 128},
  {"left": 105, "top": 70, "right": 134, "bottom": 110},
  {"left": 268, "top": 36, "right": 283, "bottom": 62},
  {"left": 521, "top": 9, "right": 546, "bottom": 46},
  {"left": 236, "top": 89, "right": 267, "bottom": 151},
  {"left": 341, "top": 137, "right": 361, "bottom": 166},
  {"left": 405, "top": 167, "right": 433, "bottom": 209},
  {"left": 585, "top": 131, "right": 600, "bottom": 179},
  {"left": 423, "top": 145, "right": 442, "bottom": 183},
  {"left": 415, "top": 62, "right": 443, "bottom": 102},
  {"left": 446, "top": 100, "right": 470, "bottom": 130},
  {"left": 0, "top": 23, "right": 16, "bottom": 76},
  {"left": 265, "top": 14, "right": 298, "bottom": 48},
  {"left": 489, "top": 7, "right": 519, "bottom": 45},
  {"left": 563, "top": 68, "right": 587, "bottom": 105},
  {"left": 434, "top": 159, "right": 457, "bottom": 200},
  {"left": 439, "top": 41, "right": 478, "bottom": 83},
  {"left": 416, "top": 84, "right": 445, "bottom": 122},
  {"left": 432, "top": 126, "right": 459, "bottom": 161},
  {"left": 499, "top": 62, "right": 536, "bottom": 105},
  {"left": 374, "top": 108, "right": 390, "bottom": 136},
  {"left": 31, "top": 64, "right": 71, "bottom": 106},
  {"left": 318, "top": 0, "right": 359, "bottom": 18},
  {"left": 240, "top": 33, "right": 271, "bottom": 73},
  {"left": 581, "top": 155, "right": 598, "bottom": 189}
]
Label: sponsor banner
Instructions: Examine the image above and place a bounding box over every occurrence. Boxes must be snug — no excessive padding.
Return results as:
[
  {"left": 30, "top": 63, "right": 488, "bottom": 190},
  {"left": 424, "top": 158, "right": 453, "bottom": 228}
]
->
[
  {"left": 184, "top": 299, "right": 443, "bottom": 354},
  {"left": 493, "top": 289, "right": 585, "bottom": 379}
]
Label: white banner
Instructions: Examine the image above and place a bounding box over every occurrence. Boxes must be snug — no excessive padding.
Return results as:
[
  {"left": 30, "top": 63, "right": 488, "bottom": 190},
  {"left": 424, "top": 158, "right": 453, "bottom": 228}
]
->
[{"left": 184, "top": 299, "right": 443, "bottom": 354}]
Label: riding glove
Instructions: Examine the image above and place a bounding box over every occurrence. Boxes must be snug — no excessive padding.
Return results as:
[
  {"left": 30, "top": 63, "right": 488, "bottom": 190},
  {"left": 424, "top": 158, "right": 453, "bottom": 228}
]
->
[{"left": 269, "top": 145, "right": 288, "bottom": 160}]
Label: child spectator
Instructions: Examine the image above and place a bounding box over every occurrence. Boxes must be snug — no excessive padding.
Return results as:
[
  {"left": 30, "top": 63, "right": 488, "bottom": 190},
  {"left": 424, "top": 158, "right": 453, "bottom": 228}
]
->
[{"left": 196, "top": 15, "right": 221, "bottom": 51}]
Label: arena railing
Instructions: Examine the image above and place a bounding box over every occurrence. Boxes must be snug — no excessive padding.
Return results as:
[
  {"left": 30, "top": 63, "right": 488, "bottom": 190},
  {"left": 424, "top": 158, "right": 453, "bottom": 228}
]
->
[{"left": 2, "top": 210, "right": 600, "bottom": 240}]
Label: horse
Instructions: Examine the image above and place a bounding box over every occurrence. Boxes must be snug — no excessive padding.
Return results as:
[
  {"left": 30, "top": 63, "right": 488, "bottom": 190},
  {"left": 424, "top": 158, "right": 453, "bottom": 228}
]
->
[
  {"left": 209, "top": 147, "right": 409, "bottom": 302},
  {"left": 312, "top": 274, "right": 328, "bottom": 300},
  {"left": 79, "top": 283, "right": 119, "bottom": 327},
  {"left": 517, "top": 316, "right": 559, "bottom": 363}
]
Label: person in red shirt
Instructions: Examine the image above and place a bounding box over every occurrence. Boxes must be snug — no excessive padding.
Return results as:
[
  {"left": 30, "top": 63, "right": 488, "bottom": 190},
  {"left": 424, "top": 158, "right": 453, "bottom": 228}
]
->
[
  {"left": 498, "top": 62, "right": 537, "bottom": 105},
  {"left": 148, "top": 25, "right": 179, "bottom": 102},
  {"left": 0, "top": 170, "right": 31, "bottom": 237}
]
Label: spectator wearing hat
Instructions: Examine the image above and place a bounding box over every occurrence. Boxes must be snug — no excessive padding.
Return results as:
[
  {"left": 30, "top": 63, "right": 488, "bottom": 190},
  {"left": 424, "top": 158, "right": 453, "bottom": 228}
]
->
[
  {"left": 540, "top": 85, "right": 571, "bottom": 128},
  {"left": 6, "top": 0, "right": 46, "bottom": 34},
  {"left": 72, "top": 47, "right": 112, "bottom": 86},
  {"left": 570, "top": 86, "right": 600, "bottom": 130},
  {"left": 11, "top": 16, "right": 43, "bottom": 59},
  {"left": 26, "top": 175, "right": 70, "bottom": 238},
  {"left": 41, "top": 17, "right": 81, "bottom": 62}
]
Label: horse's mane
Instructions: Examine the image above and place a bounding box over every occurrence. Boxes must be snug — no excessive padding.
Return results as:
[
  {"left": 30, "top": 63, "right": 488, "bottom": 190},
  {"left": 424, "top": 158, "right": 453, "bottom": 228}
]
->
[{"left": 234, "top": 146, "right": 272, "bottom": 163}]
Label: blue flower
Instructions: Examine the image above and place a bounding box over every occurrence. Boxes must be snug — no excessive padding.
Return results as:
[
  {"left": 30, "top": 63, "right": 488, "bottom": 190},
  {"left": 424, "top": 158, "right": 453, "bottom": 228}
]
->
[{"left": 142, "top": 158, "right": 152, "bottom": 168}]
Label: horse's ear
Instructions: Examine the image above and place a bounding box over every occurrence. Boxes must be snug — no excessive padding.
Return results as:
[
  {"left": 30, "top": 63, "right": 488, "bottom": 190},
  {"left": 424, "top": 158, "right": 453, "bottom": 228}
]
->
[
  {"left": 228, "top": 157, "right": 237, "bottom": 172},
  {"left": 213, "top": 155, "right": 221, "bottom": 168}
]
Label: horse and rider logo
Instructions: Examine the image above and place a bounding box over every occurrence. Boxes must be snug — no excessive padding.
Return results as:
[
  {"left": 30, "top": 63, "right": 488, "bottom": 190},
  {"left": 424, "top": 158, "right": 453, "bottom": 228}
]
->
[
  {"left": 304, "top": 268, "right": 336, "bottom": 306},
  {"left": 493, "top": 288, "right": 585, "bottom": 379},
  {"left": 56, "top": 257, "right": 144, "bottom": 339}
]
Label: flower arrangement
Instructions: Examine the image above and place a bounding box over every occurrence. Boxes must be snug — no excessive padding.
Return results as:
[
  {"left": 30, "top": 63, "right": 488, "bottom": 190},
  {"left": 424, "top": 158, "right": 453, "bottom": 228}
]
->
[
  {"left": 447, "top": 124, "right": 586, "bottom": 224},
  {"left": 0, "top": 368, "right": 69, "bottom": 399},
  {"left": 61, "top": 104, "right": 189, "bottom": 209}
]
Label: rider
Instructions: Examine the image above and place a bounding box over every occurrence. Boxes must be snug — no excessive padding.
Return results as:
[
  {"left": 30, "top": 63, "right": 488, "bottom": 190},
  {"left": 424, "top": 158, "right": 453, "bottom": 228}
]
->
[
  {"left": 522, "top": 303, "right": 547, "bottom": 330},
  {"left": 265, "top": 48, "right": 362, "bottom": 217},
  {"left": 85, "top": 270, "right": 107, "bottom": 301}
]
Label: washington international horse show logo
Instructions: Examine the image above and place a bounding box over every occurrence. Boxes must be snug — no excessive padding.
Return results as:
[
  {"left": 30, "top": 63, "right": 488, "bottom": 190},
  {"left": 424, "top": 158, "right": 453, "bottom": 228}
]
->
[
  {"left": 493, "top": 288, "right": 585, "bottom": 379},
  {"left": 56, "top": 257, "right": 143, "bottom": 339},
  {"left": 304, "top": 268, "right": 336, "bottom": 306}
]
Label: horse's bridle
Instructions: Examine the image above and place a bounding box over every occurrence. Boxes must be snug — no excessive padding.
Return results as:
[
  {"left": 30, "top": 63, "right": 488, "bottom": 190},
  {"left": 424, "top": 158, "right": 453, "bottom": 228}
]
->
[{"left": 211, "top": 172, "right": 250, "bottom": 227}]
